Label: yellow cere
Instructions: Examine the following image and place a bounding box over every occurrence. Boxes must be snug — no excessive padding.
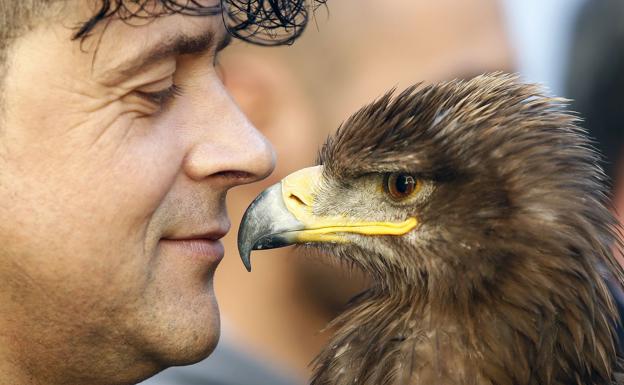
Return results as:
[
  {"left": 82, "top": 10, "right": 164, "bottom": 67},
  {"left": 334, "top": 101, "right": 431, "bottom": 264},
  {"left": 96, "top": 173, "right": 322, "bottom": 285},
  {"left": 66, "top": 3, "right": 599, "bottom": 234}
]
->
[{"left": 280, "top": 166, "right": 418, "bottom": 239}]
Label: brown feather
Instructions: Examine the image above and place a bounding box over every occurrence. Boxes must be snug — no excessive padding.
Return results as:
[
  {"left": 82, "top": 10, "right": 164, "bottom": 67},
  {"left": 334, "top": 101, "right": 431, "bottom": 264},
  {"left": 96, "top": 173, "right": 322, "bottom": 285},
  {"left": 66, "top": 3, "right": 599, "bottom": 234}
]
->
[{"left": 308, "top": 73, "right": 624, "bottom": 385}]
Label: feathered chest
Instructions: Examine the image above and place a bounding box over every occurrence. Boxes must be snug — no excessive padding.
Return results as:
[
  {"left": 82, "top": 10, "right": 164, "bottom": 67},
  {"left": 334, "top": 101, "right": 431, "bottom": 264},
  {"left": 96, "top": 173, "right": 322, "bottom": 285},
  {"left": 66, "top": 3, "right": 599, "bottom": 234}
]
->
[{"left": 310, "top": 290, "right": 622, "bottom": 385}]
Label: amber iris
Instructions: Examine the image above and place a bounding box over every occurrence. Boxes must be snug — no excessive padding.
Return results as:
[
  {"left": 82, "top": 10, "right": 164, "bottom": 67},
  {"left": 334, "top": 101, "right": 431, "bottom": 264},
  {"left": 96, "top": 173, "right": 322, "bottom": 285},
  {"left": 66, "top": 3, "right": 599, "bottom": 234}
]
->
[{"left": 385, "top": 173, "right": 419, "bottom": 200}]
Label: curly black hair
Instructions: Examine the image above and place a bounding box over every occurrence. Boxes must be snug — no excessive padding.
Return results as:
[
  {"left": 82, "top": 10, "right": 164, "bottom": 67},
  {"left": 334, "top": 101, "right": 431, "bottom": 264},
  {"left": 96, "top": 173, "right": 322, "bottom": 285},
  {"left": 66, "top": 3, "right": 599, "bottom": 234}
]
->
[{"left": 73, "top": 0, "right": 326, "bottom": 46}]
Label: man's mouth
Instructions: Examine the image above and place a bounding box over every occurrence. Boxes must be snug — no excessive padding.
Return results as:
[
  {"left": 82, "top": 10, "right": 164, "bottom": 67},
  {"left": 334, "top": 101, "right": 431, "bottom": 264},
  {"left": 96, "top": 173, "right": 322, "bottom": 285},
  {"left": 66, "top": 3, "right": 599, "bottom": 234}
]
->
[{"left": 160, "top": 226, "right": 229, "bottom": 263}]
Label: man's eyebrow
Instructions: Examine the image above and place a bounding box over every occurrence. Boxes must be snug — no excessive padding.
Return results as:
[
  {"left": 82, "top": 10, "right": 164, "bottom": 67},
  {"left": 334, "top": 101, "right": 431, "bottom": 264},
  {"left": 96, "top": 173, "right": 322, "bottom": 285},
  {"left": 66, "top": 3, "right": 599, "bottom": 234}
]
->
[{"left": 115, "top": 31, "right": 231, "bottom": 76}]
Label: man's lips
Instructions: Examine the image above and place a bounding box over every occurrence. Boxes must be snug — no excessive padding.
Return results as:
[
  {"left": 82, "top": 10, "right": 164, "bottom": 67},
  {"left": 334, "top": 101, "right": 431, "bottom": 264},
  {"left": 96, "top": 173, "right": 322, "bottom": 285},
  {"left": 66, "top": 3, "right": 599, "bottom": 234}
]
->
[{"left": 160, "top": 228, "right": 229, "bottom": 263}]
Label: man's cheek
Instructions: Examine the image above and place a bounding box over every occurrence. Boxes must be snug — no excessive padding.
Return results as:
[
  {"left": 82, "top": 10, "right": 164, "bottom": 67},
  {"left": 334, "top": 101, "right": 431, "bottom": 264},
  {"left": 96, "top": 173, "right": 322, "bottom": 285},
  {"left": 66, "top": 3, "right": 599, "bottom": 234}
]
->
[{"left": 110, "top": 133, "right": 183, "bottom": 216}]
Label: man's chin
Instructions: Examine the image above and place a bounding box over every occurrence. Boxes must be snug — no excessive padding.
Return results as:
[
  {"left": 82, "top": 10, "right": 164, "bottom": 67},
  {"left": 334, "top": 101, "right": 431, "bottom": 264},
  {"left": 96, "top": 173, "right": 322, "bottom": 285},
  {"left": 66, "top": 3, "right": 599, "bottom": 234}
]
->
[
  {"left": 133, "top": 289, "right": 222, "bottom": 369},
  {"left": 133, "top": 327, "right": 220, "bottom": 385},
  {"left": 104, "top": 292, "right": 220, "bottom": 385},
  {"left": 157, "top": 322, "right": 220, "bottom": 368}
]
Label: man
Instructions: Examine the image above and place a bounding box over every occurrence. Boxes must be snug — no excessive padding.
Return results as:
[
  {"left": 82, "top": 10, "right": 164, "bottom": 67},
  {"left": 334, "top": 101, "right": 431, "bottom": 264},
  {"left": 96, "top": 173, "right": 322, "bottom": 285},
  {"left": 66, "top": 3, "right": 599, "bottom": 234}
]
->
[{"left": 0, "top": 1, "right": 314, "bottom": 384}]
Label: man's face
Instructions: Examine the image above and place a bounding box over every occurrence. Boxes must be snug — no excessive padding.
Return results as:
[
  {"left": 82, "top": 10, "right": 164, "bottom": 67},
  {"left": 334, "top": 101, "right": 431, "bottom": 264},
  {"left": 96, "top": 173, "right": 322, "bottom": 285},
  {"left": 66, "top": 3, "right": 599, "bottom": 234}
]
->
[{"left": 0, "top": 2, "right": 274, "bottom": 383}]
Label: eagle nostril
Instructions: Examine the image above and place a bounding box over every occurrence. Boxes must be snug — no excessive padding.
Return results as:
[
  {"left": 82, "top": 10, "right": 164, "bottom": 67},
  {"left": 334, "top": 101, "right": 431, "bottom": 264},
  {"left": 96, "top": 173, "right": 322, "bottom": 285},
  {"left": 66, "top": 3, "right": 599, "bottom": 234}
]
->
[{"left": 288, "top": 193, "right": 308, "bottom": 207}]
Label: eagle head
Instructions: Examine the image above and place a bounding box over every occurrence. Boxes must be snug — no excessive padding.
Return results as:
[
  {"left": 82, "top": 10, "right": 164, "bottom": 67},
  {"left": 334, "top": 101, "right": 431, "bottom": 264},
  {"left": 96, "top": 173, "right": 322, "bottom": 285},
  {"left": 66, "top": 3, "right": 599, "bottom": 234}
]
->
[{"left": 238, "top": 73, "right": 624, "bottom": 385}]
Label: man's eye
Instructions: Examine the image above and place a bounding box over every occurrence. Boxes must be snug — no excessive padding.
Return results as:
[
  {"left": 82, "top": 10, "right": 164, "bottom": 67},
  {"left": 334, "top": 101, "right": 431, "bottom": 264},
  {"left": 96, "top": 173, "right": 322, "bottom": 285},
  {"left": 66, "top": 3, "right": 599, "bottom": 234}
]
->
[{"left": 136, "top": 84, "right": 183, "bottom": 106}]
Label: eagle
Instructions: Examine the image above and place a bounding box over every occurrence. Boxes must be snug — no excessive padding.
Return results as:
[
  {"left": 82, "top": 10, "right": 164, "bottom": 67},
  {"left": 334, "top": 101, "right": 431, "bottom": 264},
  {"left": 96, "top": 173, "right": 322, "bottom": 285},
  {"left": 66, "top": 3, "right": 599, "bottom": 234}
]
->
[{"left": 237, "top": 73, "right": 624, "bottom": 385}]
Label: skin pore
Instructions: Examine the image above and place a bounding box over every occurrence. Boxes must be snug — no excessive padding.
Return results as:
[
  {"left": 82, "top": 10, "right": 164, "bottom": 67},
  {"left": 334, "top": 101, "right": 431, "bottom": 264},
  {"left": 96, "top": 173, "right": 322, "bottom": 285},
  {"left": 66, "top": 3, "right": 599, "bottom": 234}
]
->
[{"left": 0, "top": 1, "right": 274, "bottom": 385}]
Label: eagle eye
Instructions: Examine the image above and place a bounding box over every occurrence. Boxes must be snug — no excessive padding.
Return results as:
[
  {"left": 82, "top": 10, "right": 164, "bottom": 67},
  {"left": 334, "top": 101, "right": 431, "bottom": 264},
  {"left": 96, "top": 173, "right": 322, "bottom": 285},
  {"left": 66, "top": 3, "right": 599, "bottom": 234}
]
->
[{"left": 384, "top": 173, "right": 420, "bottom": 201}]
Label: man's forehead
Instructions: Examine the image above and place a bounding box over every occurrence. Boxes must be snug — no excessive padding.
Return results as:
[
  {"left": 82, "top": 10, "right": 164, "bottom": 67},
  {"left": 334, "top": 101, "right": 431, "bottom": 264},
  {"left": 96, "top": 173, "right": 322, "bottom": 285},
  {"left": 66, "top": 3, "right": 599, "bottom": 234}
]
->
[{"left": 90, "top": 10, "right": 227, "bottom": 81}]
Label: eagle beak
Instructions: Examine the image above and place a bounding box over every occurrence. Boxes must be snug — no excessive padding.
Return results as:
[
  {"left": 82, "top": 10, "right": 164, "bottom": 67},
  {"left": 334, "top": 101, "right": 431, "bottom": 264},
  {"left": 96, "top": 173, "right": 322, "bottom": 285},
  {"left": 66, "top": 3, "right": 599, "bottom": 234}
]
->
[{"left": 238, "top": 166, "right": 417, "bottom": 271}]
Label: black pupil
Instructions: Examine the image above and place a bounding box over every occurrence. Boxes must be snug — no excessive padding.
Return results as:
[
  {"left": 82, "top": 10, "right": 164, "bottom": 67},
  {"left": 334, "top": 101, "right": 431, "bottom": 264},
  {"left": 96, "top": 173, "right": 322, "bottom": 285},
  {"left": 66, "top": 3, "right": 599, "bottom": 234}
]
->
[{"left": 395, "top": 174, "right": 415, "bottom": 195}]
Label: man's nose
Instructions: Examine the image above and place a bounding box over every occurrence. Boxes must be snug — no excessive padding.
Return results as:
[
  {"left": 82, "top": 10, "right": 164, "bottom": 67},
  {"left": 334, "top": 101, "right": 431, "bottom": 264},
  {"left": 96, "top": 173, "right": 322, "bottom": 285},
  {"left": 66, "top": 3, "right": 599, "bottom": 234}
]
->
[{"left": 182, "top": 82, "right": 276, "bottom": 188}]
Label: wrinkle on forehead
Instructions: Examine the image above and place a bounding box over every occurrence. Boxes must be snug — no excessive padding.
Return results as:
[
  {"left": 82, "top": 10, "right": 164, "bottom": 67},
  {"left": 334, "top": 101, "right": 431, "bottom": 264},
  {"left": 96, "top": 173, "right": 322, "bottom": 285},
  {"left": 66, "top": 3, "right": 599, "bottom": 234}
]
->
[{"left": 82, "top": 9, "right": 226, "bottom": 82}]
